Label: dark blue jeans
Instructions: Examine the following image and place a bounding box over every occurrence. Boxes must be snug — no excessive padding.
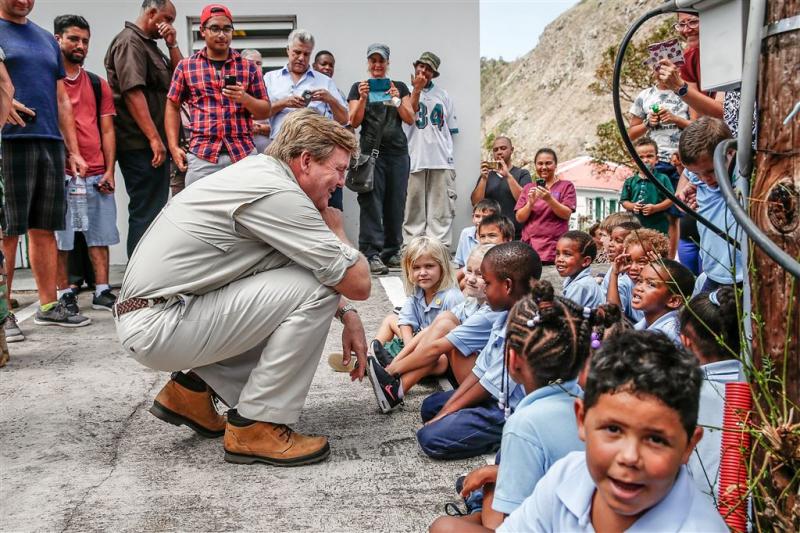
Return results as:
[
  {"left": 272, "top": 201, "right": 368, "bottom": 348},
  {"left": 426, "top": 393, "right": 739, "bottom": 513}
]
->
[
  {"left": 357, "top": 153, "right": 409, "bottom": 261},
  {"left": 678, "top": 238, "right": 702, "bottom": 276},
  {"left": 117, "top": 149, "right": 170, "bottom": 258},
  {"left": 416, "top": 389, "right": 505, "bottom": 460},
  {"left": 328, "top": 187, "right": 343, "bottom": 211}
]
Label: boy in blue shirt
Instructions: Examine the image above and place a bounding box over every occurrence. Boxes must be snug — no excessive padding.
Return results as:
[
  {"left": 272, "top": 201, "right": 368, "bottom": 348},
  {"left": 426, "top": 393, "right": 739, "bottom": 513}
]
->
[
  {"left": 455, "top": 199, "right": 501, "bottom": 268},
  {"left": 498, "top": 331, "right": 727, "bottom": 532},
  {"left": 676, "top": 117, "right": 743, "bottom": 292},
  {"left": 416, "top": 242, "right": 542, "bottom": 459},
  {"left": 632, "top": 258, "right": 695, "bottom": 345}
]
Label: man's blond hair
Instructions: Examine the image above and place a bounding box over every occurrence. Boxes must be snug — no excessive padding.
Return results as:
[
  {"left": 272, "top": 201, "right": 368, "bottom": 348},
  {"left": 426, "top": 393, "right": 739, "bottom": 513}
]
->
[{"left": 266, "top": 109, "right": 358, "bottom": 163}]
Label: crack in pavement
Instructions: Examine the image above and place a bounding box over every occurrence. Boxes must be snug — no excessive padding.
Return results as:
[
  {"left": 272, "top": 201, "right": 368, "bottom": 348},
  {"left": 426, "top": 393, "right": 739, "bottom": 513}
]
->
[{"left": 58, "top": 376, "right": 161, "bottom": 533}]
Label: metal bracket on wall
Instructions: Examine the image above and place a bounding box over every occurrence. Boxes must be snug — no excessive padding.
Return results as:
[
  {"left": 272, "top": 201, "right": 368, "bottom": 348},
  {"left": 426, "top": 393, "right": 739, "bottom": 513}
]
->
[{"left": 764, "top": 15, "right": 800, "bottom": 39}]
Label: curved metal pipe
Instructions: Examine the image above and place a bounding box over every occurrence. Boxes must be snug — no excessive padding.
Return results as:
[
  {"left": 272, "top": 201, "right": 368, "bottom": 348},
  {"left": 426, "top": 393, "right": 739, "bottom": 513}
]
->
[
  {"left": 736, "top": 0, "right": 766, "bottom": 177},
  {"left": 715, "top": 139, "right": 800, "bottom": 280}
]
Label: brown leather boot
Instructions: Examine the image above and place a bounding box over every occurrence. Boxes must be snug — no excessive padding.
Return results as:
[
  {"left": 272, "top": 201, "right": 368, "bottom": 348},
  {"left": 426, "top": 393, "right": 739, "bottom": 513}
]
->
[
  {"left": 223, "top": 416, "right": 330, "bottom": 466},
  {"left": 149, "top": 374, "right": 226, "bottom": 438}
]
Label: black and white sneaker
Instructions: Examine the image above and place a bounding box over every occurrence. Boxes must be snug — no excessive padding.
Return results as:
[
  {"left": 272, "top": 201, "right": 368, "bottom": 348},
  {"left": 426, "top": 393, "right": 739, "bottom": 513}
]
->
[
  {"left": 59, "top": 291, "right": 80, "bottom": 315},
  {"left": 92, "top": 288, "right": 117, "bottom": 312},
  {"left": 366, "top": 356, "right": 403, "bottom": 413},
  {"left": 371, "top": 339, "right": 394, "bottom": 368}
]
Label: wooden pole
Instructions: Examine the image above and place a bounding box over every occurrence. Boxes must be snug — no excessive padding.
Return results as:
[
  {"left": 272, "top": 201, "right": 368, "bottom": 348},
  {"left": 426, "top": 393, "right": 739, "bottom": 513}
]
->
[{"left": 750, "top": 0, "right": 799, "bottom": 528}]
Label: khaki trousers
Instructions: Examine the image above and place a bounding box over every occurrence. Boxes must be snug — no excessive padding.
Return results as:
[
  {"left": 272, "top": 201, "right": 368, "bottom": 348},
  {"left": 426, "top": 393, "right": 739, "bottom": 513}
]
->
[
  {"left": 402, "top": 168, "right": 457, "bottom": 248},
  {"left": 116, "top": 265, "right": 339, "bottom": 424}
]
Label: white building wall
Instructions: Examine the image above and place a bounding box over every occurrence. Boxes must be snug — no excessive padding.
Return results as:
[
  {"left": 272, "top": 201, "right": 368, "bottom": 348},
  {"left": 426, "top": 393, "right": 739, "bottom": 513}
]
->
[{"left": 28, "top": 0, "right": 480, "bottom": 265}]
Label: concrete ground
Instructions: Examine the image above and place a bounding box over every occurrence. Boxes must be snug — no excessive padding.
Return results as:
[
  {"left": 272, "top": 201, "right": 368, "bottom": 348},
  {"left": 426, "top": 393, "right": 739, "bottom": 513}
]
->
[{"left": 0, "top": 265, "right": 602, "bottom": 532}]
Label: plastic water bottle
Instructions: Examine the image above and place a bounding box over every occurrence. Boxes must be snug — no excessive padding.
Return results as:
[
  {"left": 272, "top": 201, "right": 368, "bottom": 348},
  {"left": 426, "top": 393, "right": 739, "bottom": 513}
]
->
[{"left": 68, "top": 176, "right": 89, "bottom": 232}]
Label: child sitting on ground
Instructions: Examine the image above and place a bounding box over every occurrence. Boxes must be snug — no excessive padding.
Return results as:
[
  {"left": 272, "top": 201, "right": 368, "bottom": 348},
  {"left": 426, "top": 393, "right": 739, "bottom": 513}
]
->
[
  {"left": 555, "top": 230, "right": 604, "bottom": 309},
  {"left": 366, "top": 245, "right": 498, "bottom": 411},
  {"left": 631, "top": 258, "right": 695, "bottom": 344},
  {"left": 496, "top": 330, "right": 727, "bottom": 532},
  {"left": 607, "top": 227, "right": 669, "bottom": 323},
  {"left": 371, "top": 236, "right": 463, "bottom": 365},
  {"left": 676, "top": 117, "right": 743, "bottom": 293},
  {"left": 455, "top": 199, "right": 502, "bottom": 268},
  {"left": 680, "top": 287, "right": 744, "bottom": 507},
  {"left": 477, "top": 214, "right": 514, "bottom": 245},
  {"left": 429, "top": 281, "right": 622, "bottom": 532},
  {"left": 415, "top": 242, "right": 542, "bottom": 459},
  {"left": 601, "top": 220, "right": 643, "bottom": 321},
  {"left": 620, "top": 137, "right": 674, "bottom": 237}
]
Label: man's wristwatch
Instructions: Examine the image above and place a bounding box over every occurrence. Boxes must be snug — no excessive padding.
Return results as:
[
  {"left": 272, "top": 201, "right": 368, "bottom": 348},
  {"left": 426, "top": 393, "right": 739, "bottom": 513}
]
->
[
  {"left": 675, "top": 83, "right": 689, "bottom": 97},
  {"left": 335, "top": 303, "right": 358, "bottom": 323}
]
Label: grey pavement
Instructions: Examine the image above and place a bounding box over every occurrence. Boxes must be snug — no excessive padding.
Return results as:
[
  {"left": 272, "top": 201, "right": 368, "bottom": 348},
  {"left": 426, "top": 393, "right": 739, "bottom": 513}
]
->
[{"left": 0, "top": 264, "right": 607, "bottom": 532}]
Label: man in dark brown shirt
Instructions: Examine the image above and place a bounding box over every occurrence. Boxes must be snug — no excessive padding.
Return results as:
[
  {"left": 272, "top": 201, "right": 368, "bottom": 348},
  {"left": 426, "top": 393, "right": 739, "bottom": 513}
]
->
[{"left": 104, "top": 0, "right": 183, "bottom": 257}]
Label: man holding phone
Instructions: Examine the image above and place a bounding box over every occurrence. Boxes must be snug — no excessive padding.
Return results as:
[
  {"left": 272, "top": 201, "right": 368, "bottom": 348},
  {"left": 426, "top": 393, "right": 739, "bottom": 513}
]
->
[
  {"left": 264, "top": 30, "right": 348, "bottom": 141},
  {"left": 54, "top": 15, "right": 120, "bottom": 315},
  {"left": 165, "top": 4, "right": 270, "bottom": 187}
]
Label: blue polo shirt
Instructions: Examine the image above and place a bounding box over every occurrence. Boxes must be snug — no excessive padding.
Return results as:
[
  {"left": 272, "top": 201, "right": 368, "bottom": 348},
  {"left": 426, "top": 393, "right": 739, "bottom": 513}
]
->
[
  {"left": 454, "top": 226, "right": 478, "bottom": 267},
  {"left": 493, "top": 379, "right": 585, "bottom": 515},
  {"left": 686, "top": 170, "right": 743, "bottom": 284},
  {"left": 263, "top": 66, "right": 346, "bottom": 138},
  {"left": 472, "top": 311, "right": 524, "bottom": 407},
  {"left": 689, "top": 359, "right": 744, "bottom": 509},
  {"left": 397, "top": 286, "right": 463, "bottom": 331},
  {"left": 498, "top": 451, "right": 728, "bottom": 532},
  {"left": 450, "top": 297, "right": 481, "bottom": 323},
  {"left": 602, "top": 270, "right": 644, "bottom": 322},
  {"left": 634, "top": 310, "right": 681, "bottom": 345},
  {"left": 446, "top": 304, "right": 506, "bottom": 356},
  {"left": 563, "top": 267, "right": 604, "bottom": 309},
  {"left": 0, "top": 18, "right": 65, "bottom": 140}
]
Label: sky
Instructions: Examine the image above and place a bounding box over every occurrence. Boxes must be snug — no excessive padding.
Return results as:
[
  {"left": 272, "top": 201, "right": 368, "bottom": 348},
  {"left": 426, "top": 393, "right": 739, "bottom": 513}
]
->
[{"left": 480, "top": 0, "right": 580, "bottom": 60}]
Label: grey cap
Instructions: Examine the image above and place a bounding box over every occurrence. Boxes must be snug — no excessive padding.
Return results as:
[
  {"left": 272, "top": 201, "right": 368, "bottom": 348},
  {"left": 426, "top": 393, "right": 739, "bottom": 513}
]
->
[{"left": 366, "top": 43, "right": 390, "bottom": 60}]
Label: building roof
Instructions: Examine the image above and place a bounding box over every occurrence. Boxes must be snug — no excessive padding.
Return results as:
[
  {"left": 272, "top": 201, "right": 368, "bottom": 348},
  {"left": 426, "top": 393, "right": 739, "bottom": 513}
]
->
[{"left": 555, "top": 156, "right": 632, "bottom": 192}]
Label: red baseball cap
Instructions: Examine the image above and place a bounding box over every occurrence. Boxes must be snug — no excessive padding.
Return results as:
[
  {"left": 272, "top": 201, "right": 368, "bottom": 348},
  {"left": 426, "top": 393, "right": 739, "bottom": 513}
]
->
[{"left": 200, "top": 4, "right": 233, "bottom": 26}]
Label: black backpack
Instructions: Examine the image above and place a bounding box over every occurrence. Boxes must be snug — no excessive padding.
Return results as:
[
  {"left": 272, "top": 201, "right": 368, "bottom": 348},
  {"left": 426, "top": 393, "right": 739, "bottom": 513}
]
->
[{"left": 86, "top": 70, "right": 103, "bottom": 136}]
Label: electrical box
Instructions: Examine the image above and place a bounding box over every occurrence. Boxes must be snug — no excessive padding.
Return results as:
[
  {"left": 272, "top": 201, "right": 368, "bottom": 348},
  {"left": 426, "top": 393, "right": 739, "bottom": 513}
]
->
[{"left": 675, "top": 0, "right": 750, "bottom": 92}]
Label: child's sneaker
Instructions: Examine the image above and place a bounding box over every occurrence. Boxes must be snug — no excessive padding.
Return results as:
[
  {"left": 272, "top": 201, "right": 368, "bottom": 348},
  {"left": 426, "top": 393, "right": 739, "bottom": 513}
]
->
[
  {"left": 327, "top": 352, "right": 358, "bottom": 373},
  {"left": 366, "top": 356, "right": 403, "bottom": 413},
  {"left": 4, "top": 313, "right": 24, "bottom": 343},
  {"left": 92, "top": 289, "right": 117, "bottom": 312},
  {"left": 59, "top": 291, "right": 80, "bottom": 315},
  {"left": 371, "top": 339, "right": 394, "bottom": 368},
  {"left": 34, "top": 302, "right": 91, "bottom": 328}
]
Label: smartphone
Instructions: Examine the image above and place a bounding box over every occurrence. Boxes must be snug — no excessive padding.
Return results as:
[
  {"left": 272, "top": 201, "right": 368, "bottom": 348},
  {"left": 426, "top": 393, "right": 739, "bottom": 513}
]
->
[
  {"left": 224, "top": 75, "right": 237, "bottom": 87},
  {"left": 21, "top": 107, "right": 36, "bottom": 123},
  {"left": 483, "top": 160, "right": 499, "bottom": 171},
  {"left": 536, "top": 178, "right": 547, "bottom": 188}
]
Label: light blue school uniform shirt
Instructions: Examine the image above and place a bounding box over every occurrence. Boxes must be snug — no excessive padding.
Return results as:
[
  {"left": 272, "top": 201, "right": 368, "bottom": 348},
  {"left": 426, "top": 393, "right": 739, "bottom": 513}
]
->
[
  {"left": 263, "top": 66, "right": 347, "bottom": 139},
  {"left": 493, "top": 379, "right": 585, "bottom": 515},
  {"left": 498, "top": 451, "right": 728, "bottom": 532},
  {"left": 450, "top": 297, "right": 481, "bottom": 323},
  {"left": 563, "top": 267, "right": 605, "bottom": 309},
  {"left": 602, "top": 269, "right": 644, "bottom": 322},
  {"left": 689, "top": 359, "right": 744, "bottom": 509},
  {"left": 446, "top": 304, "right": 506, "bottom": 356},
  {"left": 397, "top": 286, "right": 463, "bottom": 331},
  {"left": 472, "top": 311, "right": 524, "bottom": 407},
  {"left": 634, "top": 309, "right": 681, "bottom": 345},
  {"left": 454, "top": 226, "right": 478, "bottom": 267},
  {"left": 686, "top": 170, "right": 743, "bottom": 284}
]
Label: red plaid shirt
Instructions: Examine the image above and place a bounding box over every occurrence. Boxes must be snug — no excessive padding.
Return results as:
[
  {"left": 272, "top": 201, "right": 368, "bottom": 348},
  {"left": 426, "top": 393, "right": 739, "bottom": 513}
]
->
[{"left": 167, "top": 48, "right": 268, "bottom": 163}]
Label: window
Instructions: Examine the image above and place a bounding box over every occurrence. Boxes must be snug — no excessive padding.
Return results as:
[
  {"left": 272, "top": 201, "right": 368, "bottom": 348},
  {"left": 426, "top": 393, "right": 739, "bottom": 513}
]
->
[
  {"left": 609, "top": 199, "right": 618, "bottom": 214},
  {"left": 187, "top": 15, "right": 297, "bottom": 75},
  {"left": 595, "top": 197, "right": 604, "bottom": 221}
]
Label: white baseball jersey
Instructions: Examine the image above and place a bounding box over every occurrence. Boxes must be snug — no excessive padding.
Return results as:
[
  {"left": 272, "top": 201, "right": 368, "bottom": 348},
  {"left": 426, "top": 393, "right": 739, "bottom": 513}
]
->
[{"left": 405, "top": 83, "right": 458, "bottom": 173}]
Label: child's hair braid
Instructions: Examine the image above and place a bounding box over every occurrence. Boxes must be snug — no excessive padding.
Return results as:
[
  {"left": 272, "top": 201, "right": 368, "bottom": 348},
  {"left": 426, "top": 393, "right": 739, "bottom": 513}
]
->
[{"left": 505, "top": 280, "right": 622, "bottom": 388}]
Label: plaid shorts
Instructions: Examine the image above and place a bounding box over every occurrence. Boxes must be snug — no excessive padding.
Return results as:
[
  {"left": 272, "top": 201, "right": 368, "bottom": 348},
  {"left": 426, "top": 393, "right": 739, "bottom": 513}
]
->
[{"left": 1, "top": 139, "right": 66, "bottom": 236}]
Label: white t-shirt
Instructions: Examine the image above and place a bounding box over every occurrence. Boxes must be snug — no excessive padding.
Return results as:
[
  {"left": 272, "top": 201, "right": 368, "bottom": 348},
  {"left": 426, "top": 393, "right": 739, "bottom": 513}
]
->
[
  {"left": 629, "top": 86, "right": 689, "bottom": 162},
  {"left": 404, "top": 83, "right": 458, "bottom": 173}
]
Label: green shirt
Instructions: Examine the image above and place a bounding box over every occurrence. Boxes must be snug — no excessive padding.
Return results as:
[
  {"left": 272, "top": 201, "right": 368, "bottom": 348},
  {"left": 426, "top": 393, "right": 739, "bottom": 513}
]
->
[{"left": 620, "top": 171, "right": 674, "bottom": 234}]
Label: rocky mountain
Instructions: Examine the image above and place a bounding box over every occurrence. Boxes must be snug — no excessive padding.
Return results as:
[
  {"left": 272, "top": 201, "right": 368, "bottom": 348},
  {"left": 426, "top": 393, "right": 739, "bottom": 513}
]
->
[{"left": 480, "top": 0, "right": 668, "bottom": 163}]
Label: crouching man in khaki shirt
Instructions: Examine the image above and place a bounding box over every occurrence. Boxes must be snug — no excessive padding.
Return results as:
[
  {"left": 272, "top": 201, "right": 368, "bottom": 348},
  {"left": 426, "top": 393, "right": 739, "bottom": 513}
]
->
[{"left": 114, "top": 109, "right": 370, "bottom": 466}]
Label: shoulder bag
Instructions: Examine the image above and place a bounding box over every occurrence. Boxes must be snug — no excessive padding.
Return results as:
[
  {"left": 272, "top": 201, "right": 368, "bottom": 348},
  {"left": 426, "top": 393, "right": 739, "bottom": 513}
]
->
[{"left": 345, "top": 107, "right": 389, "bottom": 193}]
